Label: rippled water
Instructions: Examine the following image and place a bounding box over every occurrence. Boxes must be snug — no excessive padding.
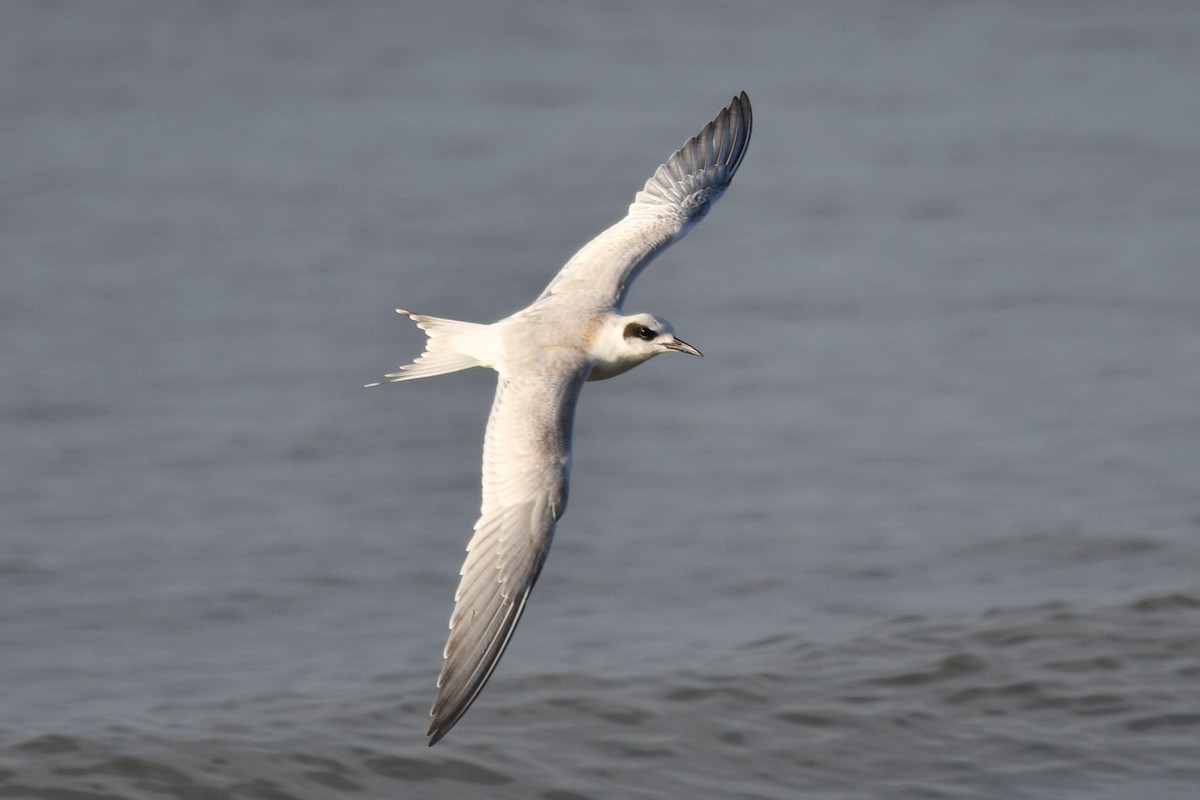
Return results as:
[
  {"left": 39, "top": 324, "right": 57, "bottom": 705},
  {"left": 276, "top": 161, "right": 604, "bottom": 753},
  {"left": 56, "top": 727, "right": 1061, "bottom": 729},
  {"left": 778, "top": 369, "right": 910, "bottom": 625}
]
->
[
  {"left": 5, "top": 595, "right": 1200, "bottom": 798},
  {"left": 3, "top": 2, "right": 1199, "bottom": 798}
]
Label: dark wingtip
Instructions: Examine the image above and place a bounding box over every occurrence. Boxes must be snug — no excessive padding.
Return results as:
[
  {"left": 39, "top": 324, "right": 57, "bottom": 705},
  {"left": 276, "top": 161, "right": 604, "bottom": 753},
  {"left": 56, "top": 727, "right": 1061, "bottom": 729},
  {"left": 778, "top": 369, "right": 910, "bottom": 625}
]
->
[
  {"left": 427, "top": 710, "right": 452, "bottom": 746},
  {"left": 728, "top": 91, "right": 752, "bottom": 173}
]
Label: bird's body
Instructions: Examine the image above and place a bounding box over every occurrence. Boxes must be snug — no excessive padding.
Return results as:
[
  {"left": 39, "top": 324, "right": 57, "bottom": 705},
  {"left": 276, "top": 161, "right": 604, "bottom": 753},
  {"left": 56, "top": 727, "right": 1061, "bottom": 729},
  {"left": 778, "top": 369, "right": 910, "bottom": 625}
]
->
[{"left": 371, "top": 92, "right": 752, "bottom": 745}]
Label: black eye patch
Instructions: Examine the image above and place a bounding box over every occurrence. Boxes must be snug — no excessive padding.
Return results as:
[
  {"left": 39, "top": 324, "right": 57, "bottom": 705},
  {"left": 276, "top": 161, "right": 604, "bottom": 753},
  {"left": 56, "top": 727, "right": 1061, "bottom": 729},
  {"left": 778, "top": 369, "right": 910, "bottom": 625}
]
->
[{"left": 624, "top": 322, "right": 658, "bottom": 341}]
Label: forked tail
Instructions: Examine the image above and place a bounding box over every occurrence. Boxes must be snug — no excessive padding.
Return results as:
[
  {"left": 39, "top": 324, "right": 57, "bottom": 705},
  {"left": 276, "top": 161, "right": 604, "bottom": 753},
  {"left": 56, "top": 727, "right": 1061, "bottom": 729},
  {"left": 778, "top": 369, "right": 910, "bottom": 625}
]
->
[{"left": 366, "top": 310, "right": 491, "bottom": 386}]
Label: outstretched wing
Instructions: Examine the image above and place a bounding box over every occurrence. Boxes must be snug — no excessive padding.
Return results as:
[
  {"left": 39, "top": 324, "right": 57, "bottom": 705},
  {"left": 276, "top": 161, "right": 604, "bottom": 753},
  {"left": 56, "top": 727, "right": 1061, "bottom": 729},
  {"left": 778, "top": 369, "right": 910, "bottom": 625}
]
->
[
  {"left": 537, "top": 91, "right": 752, "bottom": 309},
  {"left": 427, "top": 365, "right": 588, "bottom": 745}
]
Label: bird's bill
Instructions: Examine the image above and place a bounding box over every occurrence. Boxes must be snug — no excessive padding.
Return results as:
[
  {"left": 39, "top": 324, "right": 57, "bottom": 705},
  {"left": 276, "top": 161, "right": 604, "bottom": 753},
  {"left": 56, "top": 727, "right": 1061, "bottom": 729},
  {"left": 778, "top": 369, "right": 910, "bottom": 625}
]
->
[{"left": 664, "top": 337, "right": 702, "bottom": 357}]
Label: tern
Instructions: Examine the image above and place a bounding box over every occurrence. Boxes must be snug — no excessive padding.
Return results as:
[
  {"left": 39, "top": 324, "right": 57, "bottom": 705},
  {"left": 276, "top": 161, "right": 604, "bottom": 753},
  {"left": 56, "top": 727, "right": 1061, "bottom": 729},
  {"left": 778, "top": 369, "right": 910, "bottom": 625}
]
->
[{"left": 371, "top": 92, "right": 752, "bottom": 745}]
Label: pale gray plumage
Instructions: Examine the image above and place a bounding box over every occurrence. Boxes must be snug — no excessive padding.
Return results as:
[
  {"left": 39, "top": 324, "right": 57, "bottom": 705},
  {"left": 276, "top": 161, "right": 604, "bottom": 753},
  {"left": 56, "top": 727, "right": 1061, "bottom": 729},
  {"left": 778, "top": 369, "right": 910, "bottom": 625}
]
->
[
  {"left": 538, "top": 91, "right": 752, "bottom": 308},
  {"left": 371, "top": 92, "right": 751, "bottom": 745}
]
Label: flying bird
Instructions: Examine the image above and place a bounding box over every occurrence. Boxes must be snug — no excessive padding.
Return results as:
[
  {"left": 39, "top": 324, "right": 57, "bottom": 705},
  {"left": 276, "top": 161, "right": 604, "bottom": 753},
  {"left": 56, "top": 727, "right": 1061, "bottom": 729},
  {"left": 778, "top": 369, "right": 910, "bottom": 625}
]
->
[{"left": 370, "top": 92, "right": 752, "bottom": 745}]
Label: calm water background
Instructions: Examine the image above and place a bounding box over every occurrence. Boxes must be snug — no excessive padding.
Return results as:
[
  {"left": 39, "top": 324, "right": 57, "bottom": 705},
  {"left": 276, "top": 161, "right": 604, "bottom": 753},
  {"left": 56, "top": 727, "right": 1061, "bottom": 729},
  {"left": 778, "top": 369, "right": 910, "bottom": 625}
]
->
[{"left": 3, "top": 2, "right": 1199, "bottom": 798}]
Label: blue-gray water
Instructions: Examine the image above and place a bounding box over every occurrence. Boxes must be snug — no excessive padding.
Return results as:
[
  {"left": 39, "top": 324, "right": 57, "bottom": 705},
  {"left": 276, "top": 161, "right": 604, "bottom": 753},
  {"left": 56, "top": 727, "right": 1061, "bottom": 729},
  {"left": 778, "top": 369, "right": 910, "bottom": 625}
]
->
[{"left": 3, "top": 2, "right": 1199, "bottom": 798}]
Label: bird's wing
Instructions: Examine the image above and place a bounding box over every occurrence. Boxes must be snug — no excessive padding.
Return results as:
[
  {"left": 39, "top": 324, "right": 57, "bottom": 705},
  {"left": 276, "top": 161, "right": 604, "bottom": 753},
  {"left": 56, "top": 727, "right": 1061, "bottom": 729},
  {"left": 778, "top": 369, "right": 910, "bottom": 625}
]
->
[
  {"left": 536, "top": 91, "right": 751, "bottom": 309},
  {"left": 427, "top": 364, "right": 589, "bottom": 745}
]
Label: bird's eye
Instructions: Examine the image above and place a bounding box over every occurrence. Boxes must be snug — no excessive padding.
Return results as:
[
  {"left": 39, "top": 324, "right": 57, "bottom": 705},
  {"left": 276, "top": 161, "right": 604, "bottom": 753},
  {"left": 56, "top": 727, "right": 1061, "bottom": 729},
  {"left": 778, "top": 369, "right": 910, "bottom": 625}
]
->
[{"left": 638, "top": 326, "right": 656, "bottom": 341}]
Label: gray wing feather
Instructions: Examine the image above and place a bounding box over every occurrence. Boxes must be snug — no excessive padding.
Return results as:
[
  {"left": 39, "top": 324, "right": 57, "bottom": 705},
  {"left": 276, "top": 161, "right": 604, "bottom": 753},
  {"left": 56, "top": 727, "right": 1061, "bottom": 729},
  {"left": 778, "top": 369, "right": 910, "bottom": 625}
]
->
[
  {"left": 537, "top": 91, "right": 752, "bottom": 308},
  {"left": 427, "top": 366, "right": 587, "bottom": 745}
]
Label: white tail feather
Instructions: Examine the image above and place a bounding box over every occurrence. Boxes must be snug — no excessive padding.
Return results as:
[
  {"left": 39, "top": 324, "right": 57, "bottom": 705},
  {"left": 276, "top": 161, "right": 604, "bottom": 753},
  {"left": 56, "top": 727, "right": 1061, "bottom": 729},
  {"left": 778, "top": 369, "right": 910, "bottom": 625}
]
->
[{"left": 366, "top": 310, "right": 492, "bottom": 387}]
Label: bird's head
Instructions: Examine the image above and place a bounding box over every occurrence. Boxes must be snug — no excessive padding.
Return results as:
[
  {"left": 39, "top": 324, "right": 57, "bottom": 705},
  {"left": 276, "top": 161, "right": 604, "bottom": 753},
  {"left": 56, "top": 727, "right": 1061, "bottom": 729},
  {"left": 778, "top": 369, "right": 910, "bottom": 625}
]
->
[{"left": 588, "top": 312, "right": 702, "bottom": 381}]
